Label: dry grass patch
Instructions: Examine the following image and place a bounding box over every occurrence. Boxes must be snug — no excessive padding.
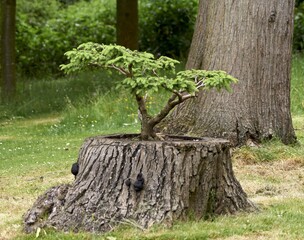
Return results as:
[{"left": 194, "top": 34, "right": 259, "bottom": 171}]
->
[
  {"left": 0, "top": 167, "right": 73, "bottom": 240},
  {"left": 22, "top": 116, "right": 61, "bottom": 126},
  {"left": 0, "top": 136, "right": 15, "bottom": 140},
  {"left": 233, "top": 155, "right": 304, "bottom": 205}
]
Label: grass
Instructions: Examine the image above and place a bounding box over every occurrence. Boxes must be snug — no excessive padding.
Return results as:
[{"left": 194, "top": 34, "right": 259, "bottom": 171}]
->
[
  {"left": 11, "top": 199, "right": 304, "bottom": 240},
  {"left": 291, "top": 53, "right": 304, "bottom": 115},
  {"left": 0, "top": 116, "right": 139, "bottom": 240},
  {"left": 0, "top": 70, "right": 119, "bottom": 119},
  {"left": 1, "top": 119, "right": 303, "bottom": 239},
  {"left": 0, "top": 55, "right": 304, "bottom": 239}
]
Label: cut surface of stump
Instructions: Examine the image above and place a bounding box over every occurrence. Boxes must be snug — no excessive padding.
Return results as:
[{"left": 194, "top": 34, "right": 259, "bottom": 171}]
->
[{"left": 24, "top": 134, "right": 256, "bottom": 233}]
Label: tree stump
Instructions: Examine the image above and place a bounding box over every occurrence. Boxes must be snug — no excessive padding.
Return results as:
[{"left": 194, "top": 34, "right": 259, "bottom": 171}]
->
[{"left": 24, "top": 134, "right": 256, "bottom": 233}]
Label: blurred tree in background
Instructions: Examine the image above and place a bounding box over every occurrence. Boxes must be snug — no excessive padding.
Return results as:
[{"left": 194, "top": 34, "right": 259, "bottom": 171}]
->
[
  {"left": 12, "top": 0, "right": 304, "bottom": 77},
  {"left": 117, "top": 0, "right": 138, "bottom": 50},
  {"left": 1, "top": 0, "right": 16, "bottom": 101},
  {"left": 15, "top": 0, "right": 198, "bottom": 77}
]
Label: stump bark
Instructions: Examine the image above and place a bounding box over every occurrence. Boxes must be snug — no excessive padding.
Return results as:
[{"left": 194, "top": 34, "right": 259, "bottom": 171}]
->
[{"left": 24, "top": 134, "right": 256, "bottom": 233}]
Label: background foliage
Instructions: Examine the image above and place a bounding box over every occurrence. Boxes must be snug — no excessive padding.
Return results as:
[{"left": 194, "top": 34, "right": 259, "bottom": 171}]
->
[
  {"left": 16, "top": 0, "right": 198, "bottom": 76},
  {"left": 139, "top": 0, "right": 198, "bottom": 58},
  {"left": 16, "top": 0, "right": 304, "bottom": 76},
  {"left": 16, "top": 0, "right": 116, "bottom": 76},
  {"left": 294, "top": 0, "right": 304, "bottom": 51}
]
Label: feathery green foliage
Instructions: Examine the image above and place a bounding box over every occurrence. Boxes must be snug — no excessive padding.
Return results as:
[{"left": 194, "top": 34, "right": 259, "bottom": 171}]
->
[
  {"left": 60, "top": 43, "right": 238, "bottom": 139},
  {"left": 61, "top": 43, "right": 237, "bottom": 96}
]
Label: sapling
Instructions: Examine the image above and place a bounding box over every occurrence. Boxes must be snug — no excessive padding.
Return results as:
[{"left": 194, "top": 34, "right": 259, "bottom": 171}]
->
[{"left": 60, "top": 43, "right": 238, "bottom": 140}]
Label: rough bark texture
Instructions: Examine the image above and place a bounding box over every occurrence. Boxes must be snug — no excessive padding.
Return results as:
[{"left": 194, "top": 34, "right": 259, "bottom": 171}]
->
[
  {"left": 0, "top": 0, "right": 16, "bottom": 101},
  {"left": 24, "top": 134, "right": 256, "bottom": 233},
  {"left": 116, "top": 0, "right": 138, "bottom": 50},
  {"left": 163, "top": 0, "right": 296, "bottom": 146}
]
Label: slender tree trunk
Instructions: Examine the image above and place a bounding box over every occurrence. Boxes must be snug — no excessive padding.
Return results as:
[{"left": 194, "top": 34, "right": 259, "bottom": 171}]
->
[
  {"left": 164, "top": 0, "right": 296, "bottom": 146},
  {"left": 24, "top": 134, "right": 256, "bottom": 233},
  {"left": 116, "top": 0, "right": 138, "bottom": 50},
  {"left": 0, "top": 0, "right": 16, "bottom": 101}
]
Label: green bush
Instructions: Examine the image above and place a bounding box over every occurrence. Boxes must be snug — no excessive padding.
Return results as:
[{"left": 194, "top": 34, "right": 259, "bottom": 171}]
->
[
  {"left": 16, "top": 0, "right": 116, "bottom": 76},
  {"left": 16, "top": 0, "right": 60, "bottom": 75},
  {"left": 15, "top": 0, "right": 304, "bottom": 76},
  {"left": 16, "top": 0, "right": 197, "bottom": 76},
  {"left": 139, "top": 0, "right": 198, "bottom": 58},
  {"left": 296, "top": 0, "right": 304, "bottom": 7},
  {"left": 294, "top": 2, "right": 304, "bottom": 51}
]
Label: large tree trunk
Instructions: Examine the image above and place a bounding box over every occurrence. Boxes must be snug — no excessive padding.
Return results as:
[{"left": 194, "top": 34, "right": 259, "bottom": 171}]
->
[
  {"left": 0, "top": 0, "right": 16, "bottom": 101},
  {"left": 164, "top": 0, "right": 297, "bottom": 146},
  {"left": 24, "top": 134, "right": 256, "bottom": 233}
]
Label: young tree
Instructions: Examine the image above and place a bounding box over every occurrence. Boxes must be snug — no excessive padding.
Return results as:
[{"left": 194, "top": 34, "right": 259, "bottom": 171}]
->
[
  {"left": 116, "top": 0, "right": 138, "bottom": 50},
  {"left": 60, "top": 43, "right": 237, "bottom": 140},
  {"left": 0, "top": 0, "right": 16, "bottom": 101},
  {"left": 164, "top": 0, "right": 297, "bottom": 146}
]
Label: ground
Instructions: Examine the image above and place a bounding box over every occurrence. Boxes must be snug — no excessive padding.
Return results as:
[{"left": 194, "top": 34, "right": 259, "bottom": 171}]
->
[
  {"left": 0, "top": 116, "right": 303, "bottom": 239},
  {"left": 234, "top": 158, "right": 304, "bottom": 205}
]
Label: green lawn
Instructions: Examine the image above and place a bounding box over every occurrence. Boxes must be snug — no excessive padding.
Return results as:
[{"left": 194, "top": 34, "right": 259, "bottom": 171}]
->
[
  {"left": 0, "top": 115, "right": 303, "bottom": 240},
  {"left": 0, "top": 116, "right": 304, "bottom": 239}
]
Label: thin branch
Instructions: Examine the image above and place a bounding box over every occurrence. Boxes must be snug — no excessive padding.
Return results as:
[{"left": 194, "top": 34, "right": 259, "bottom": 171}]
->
[
  {"left": 89, "top": 62, "right": 104, "bottom": 68},
  {"left": 149, "top": 92, "right": 195, "bottom": 127},
  {"left": 108, "top": 64, "right": 130, "bottom": 76},
  {"left": 172, "top": 90, "right": 183, "bottom": 102},
  {"left": 195, "top": 80, "right": 205, "bottom": 89},
  {"left": 195, "top": 76, "right": 205, "bottom": 83},
  {"left": 181, "top": 93, "right": 195, "bottom": 102},
  {"left": 153, "top": 69, "right": 194, "bottom": 102},
  {"left": 160, "top": 83, "right": 184, "bottom": 102},
  {"left": 152, "top": 69, "right": 159, "bottom": 77}
]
